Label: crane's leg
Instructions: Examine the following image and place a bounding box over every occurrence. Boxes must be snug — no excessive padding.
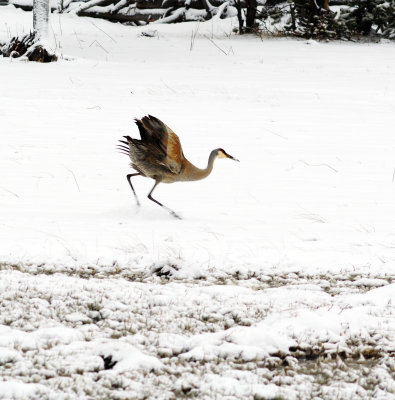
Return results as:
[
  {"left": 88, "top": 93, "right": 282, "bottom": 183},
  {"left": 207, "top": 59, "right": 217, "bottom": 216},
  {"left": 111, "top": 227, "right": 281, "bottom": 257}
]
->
[
  {"left": 147, "top": 182, "right": 181, "bottom": 220},
  {"left": 126, "top": 173, "right": 141, "bottom": 206}
]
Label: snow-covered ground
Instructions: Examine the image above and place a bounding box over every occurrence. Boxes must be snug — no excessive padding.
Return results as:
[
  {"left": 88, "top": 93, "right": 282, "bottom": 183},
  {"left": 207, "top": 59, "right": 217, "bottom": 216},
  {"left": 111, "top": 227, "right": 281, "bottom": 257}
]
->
[{"left": 1, "top": 5, "right": 395, "bottom": 399}]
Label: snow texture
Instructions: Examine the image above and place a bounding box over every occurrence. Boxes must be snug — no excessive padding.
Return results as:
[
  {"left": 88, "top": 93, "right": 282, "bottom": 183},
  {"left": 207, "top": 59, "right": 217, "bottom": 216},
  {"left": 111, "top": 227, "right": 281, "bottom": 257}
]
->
[{"left": 1, "top": 5, "right": 395, "bottom": 399}]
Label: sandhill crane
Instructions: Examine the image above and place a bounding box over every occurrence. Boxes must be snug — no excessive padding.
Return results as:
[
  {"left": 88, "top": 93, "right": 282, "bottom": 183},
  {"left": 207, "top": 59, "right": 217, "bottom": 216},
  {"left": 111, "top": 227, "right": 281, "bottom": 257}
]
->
[{"left": 117, "top": 115, "right": 239, "bottom": 219}]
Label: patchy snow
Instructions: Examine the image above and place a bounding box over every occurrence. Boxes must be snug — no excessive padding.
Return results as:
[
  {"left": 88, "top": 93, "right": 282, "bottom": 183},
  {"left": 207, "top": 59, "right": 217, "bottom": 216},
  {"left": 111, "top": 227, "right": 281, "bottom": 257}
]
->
[
  {"left": 97, "top": 342, "right": 163, "bottom": 372},
  {"left": 0, "top": 381, "right": 50, "bottom": 400},
  {"left": 1, "top": 4, "right": 395, "bottom": 399}
]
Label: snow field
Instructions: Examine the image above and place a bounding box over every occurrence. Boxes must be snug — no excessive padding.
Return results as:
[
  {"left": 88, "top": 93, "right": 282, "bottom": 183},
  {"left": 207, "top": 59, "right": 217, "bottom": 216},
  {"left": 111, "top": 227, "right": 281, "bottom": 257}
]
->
[{"left": 1, "top": 5, "right": 395, "bottom": 399}]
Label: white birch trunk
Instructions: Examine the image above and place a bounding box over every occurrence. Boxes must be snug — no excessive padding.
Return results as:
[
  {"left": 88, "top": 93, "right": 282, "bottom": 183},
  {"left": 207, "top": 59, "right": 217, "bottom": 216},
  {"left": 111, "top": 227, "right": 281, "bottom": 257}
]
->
[{"left": 33, "top": 0, "right": 50, "bottom": 44}]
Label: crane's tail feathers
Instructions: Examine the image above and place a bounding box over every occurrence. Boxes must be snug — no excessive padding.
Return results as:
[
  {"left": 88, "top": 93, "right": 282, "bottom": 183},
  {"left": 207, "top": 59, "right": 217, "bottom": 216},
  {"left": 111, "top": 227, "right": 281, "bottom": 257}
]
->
[
  {"left": 117, "top": 143, "right": 130, "bottom": 150},
  {"left": 121, "top": 136, "right": 141, "bottom": 148},
  {"left": 117, "top": 150, "right": 130, "bottom": 156},
  {"left": 116, "top": 140, "right": 131, "bottom": 155},
  {"left": 117, "top": 137, "right": 134, "bottom": 155}
]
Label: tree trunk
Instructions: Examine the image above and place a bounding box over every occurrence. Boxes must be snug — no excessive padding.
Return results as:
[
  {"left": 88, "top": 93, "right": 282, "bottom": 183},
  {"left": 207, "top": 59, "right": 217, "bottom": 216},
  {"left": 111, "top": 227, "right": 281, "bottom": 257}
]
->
[
  {"left": 234, "top": 0, "right": 244, "bottom": 33},
  {"left": 290, "top": 3, "right": 296, "bottom": 30},
  {"left": 245, "top": 0, "right": 257, "bottom": 31},
  {"left": 33, "top": 0, "right": 49, "bottom": 43},
  {"left": 29, "top": 0, "right": 57, "bottom": 61}
]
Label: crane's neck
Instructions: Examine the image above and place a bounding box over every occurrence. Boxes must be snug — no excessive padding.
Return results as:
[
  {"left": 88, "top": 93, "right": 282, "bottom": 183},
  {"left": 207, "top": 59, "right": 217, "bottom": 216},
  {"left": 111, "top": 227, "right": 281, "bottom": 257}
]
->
[{"left": 181, "top": 150, "right": 217, "bottom": 182}]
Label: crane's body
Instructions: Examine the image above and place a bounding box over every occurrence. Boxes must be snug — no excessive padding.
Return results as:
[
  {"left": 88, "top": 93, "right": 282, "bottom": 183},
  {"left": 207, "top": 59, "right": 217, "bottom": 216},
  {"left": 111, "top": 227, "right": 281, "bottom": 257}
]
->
[{"left": 117, "top": 115, "right": 238, "bottom": 219}]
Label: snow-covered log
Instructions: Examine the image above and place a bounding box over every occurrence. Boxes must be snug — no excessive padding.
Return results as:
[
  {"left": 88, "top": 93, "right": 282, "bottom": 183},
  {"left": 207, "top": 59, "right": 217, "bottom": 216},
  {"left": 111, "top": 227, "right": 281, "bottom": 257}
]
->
[
  {"left": 152, "top": 0, "right": 233, "bottom": 23},
  {"left": 153, "top": 6, "right": 186, "bottom": 22},
  {"left": 6, "top": 0, "right": 246, "bottom": 26},
  {"left": 1, "top": 31, "right": 36, "bottom": 58},
  {"left": 73, "top": 0, "right": 116, "bottom": 14},
  {"left": 161, "top": 0, "right": 246, "bottom": 8},
  {"left": 77, "top": 7, "right": 166, "bottom": 22},
  {"left": 111, "top": 0, "right": 129, "bottom": 13}
]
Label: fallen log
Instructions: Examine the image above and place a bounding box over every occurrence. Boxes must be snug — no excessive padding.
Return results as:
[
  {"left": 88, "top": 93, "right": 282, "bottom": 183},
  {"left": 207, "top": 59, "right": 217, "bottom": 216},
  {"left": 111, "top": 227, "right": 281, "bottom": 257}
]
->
[
  {"left": 74, "top": 0, "right": 118, "bottom": 13},
  {"left": 77, "top": 6, "right": 166, "bottom": 22},
  {"left": 1, "top": 31, "right": 57, "bottom": 62},
  {"left": 8, "top": 0, "right": 239, "bottom": 24},
  {"left": 146, "top": 0, "right": 245, "bottom": 10}
]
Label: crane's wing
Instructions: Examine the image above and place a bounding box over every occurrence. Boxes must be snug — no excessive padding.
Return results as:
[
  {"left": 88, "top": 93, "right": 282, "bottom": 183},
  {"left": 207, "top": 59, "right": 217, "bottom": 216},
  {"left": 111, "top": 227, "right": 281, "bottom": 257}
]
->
[{"left": 135, "top": 115, "right": 185, "bottom": 175}]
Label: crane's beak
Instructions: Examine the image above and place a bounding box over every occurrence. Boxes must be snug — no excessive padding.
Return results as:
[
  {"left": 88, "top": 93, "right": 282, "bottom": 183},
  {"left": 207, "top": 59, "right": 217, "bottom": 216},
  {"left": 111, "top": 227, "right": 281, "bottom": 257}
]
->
[{"left": 227, "top": 153, "right": 239, "bottom": 162}]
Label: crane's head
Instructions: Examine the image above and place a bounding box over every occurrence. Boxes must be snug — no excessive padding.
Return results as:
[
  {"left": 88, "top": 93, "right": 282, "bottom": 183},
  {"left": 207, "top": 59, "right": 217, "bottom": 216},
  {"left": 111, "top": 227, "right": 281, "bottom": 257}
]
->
[{"left": 216, "top": 148, "right": 239, "bottom": 162}]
